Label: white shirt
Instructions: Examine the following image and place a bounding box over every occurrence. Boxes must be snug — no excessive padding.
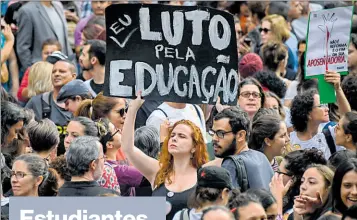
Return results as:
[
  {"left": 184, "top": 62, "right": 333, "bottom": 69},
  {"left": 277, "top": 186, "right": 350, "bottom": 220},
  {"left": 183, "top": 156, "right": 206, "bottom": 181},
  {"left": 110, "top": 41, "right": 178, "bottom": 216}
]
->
[{"left": 146, "top": 103, "right": 207, "bottom": 143}]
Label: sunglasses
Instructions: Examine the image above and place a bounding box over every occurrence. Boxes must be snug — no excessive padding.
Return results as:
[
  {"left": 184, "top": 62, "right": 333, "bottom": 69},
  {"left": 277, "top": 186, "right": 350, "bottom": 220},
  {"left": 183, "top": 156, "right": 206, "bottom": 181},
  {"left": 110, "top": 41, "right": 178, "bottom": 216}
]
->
[
  {"left": 116, "top": 107, "right": 128, "bottom": 117},
  {"left": 259, "top": 27, "right": 271, "bottom": 33}
]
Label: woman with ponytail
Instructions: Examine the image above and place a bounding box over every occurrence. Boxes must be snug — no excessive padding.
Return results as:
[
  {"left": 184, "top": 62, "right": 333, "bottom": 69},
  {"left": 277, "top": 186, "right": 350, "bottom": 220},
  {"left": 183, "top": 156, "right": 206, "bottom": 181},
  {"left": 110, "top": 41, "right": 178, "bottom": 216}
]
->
[{"left": 75, "top": 92, "right": 128, "bottom": 164}]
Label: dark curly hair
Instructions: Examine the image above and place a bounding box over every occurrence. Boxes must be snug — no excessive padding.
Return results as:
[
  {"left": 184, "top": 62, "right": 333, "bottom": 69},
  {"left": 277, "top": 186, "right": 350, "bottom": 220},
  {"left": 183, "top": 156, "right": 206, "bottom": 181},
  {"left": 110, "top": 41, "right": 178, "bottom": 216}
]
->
[
  {"left": 49, "top": 155, "right": 71, "bottom": 181},
  {"left": 283, "top": 148, "right": 327, "bottom": 213},
  {"left": 342, "top": 75, "right": 357, "bottom": 111},
  {"left": 253, "top": 70, "right": 287, "bottom": 98},
  {"left": 291, "top": 90, "right": 318, "bottom": 132}
]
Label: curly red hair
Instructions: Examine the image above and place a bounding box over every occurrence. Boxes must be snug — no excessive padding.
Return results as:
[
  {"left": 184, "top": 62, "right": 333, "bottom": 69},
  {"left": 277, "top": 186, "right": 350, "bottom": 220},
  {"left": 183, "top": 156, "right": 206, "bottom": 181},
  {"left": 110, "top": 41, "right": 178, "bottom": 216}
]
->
[{"left": 154, "top": 120, "right": 209, "bottom": 189}]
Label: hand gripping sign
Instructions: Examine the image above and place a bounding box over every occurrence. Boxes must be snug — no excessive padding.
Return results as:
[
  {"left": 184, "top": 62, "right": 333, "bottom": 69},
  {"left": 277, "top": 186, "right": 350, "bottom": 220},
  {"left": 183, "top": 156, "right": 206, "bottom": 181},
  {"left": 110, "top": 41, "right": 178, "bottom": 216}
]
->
[
  {"left": 305, "top": 6, "right": 353, "bottom": 103},
  {"left": 305, "top": 6, "right": 353, "bottom": 77},
  {"left": 103, "top": 4, "right": 239, "bottom": 105}
]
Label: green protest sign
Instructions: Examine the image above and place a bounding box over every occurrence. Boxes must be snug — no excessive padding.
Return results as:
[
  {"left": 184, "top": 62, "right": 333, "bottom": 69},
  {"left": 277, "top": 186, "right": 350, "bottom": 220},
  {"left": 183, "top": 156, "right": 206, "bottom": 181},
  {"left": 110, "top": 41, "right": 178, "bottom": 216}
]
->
[{"left": 305, "top": 6, "right": 353, "bottom": 103}]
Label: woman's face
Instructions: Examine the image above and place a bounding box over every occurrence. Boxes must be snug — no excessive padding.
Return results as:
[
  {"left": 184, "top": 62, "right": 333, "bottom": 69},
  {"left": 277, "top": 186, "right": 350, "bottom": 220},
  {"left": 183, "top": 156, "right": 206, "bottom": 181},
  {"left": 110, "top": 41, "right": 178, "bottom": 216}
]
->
[
  {"left": 267, "top": 122, "right": 290, "bottom": 158},
  {"left": 278, "top": 159, "right": 293, "bottom": 186},
  {"left": 167, "top": 124, "right": 195, "bottom": 156},
  {"left": 5, "top": 121, "right": 24, "bottom": 146},
  {"left": 300, "top": 168, "right": 329, "bottom": 200},
  {"left": 265, "top": 203, "right": 278, "bottom": 220},
  {"left": 108, "top": 98, "right": 127, "bottom": 130},
  {"left": 309, "top": 94, "right": 329, "bottom": 123},
  {"left": 238, "top": 84, "right": 262, "bottom": 117},
  {"left": 335, "top": 117, "right": 350, "bottom": 147},
  {"left": 341, "top": 170, "right": 357, "bottom": 208},
  {"left": 264, "top": 97, "right": 280, "bottom": 114},
  {"left": 107, "top": 122, "right": 122, "bottom": 150},
  {"left": 64, "top": 121, "right": 85, "bottom": 151},
  {"left": 348, "top": 43, "right": 357, "bottom": 69},
  {"left": 261, "top": 21, "right": 272, "bottom": 44},
  {"left": 11, "top": 160, "right": 42, "bottom": 196}
]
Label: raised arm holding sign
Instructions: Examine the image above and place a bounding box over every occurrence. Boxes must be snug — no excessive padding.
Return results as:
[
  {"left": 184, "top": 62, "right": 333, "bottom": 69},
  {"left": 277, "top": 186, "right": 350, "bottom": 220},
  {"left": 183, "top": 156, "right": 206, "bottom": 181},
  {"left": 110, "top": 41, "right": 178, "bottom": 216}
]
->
[
  {"left": 104, "top": 4, "right": 239, "bottom": 105},
  {"left": 305, "top": 6, "right": 353, "bottom": 103}
]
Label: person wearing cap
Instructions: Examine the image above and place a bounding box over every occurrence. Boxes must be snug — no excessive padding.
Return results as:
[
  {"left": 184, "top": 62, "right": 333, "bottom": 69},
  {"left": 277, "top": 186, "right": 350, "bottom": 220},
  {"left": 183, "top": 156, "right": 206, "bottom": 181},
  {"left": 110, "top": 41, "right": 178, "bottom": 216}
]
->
[
  {"left": 17, "top": 39, "right": 63, "bottom": 103},
  {"left": 57, "top": 79, "right": 92, "bottom": 114},
  {"left": 25, "top": 59, "right": 77, "bottom": 155},
  {"left": 79, "top": 39, "right": 106, "bottom": 98},
  {"left": 238, "top": 53, "right": 263, "bottom": 79},
  {"left": 172, "top": 166, "right": 232, "bottom": 220}
]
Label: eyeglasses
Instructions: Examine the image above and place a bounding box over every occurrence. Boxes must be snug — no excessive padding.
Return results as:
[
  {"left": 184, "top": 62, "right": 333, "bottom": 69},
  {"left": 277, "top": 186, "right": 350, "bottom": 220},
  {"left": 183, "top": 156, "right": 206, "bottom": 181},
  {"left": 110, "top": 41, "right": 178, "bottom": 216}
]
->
[
  {"left": 313, "top": 103, "right": 329, "bottom": 109},
  {"left": 10, "top": 171, "right": 33, "bottom": 179},
  {"left": 275, "top": 170, "right": 293, "bottom": 177},
  {"left": 116, "top": 107, "right": 128, "bottom": 117},
  {"left": 239, "top": 91, "right": 261, "bottom": 99},
  {"left": 208, "top": 129, "right": 233, "bottom": 139},
  {"left": 259, "top": 27, "right": 271, "bottom": 33},
  {"left": 97, "top": 155, "right": 107, "bottom": 161}
]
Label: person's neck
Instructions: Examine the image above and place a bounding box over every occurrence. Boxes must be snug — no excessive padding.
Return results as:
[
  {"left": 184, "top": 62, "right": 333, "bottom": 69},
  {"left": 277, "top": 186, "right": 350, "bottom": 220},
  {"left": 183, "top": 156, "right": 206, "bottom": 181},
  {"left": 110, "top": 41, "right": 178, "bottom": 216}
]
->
[
  {"left": 344, "top": 143, "right": 357, "bottom": 152},
  {"left": 25, "top": 190, "right": 39, "bottom": 197},
  {"left": 52, "top": 88, "right": 66, "bottom": 108},
  {"left": 235, "top": 142, "right": 249, "bottom": 155},
  {"left": 106, "top": 149, "right": 118, "bottom": 161},
  {"left": 91, "top": 65, "right": 105, "bottom": 84},
  {"left": 349, "top": 66, "right": 357, "bottom": 76},
  {"left": 41, "top": 1, "right": 52, "bottom": 7},
  {"left": 196, "top": 201, "right": 219, "bottom": 212},
  {"left": 297, "top": 121, "right": 320, "bottom": 141},
  {"left": 71, "top": 173, "right": 95, "bottom": 182},
  {"left": 166, "top": 102, "right": 186, "bottom": 109},
  {"left": 172, "top": 155, "right": 195, "bottom": 176},
  {"left": 83, "top": 71, "right": 93, "bottom": 81},
  {"left": 264, "top": 148, "right": 275, "bottom": 163},
  {"left": 36, "top": 150, "right": 52, "bottom": 160}
]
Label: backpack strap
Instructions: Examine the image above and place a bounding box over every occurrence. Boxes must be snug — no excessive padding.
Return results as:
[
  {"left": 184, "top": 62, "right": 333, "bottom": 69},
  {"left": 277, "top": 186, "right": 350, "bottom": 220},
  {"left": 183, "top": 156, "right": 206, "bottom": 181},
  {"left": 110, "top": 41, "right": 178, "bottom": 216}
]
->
[
  {"left": 224, "top": 155, "right": 249, "bottom": 192},
  {"left": 192, "top": 104, "right": 204, "bottom": 128},
  {"left": 154, "top": 107, "right": 168, "bottom": 118},
  {"left": 322, "top": 127, "right": 337, "bottom": 155},
  {"left": 179, "top": 208, "right": 190, "bottom": 220},
  {"left": 41, "top": 92, "right": 52, "bottom": 119}
]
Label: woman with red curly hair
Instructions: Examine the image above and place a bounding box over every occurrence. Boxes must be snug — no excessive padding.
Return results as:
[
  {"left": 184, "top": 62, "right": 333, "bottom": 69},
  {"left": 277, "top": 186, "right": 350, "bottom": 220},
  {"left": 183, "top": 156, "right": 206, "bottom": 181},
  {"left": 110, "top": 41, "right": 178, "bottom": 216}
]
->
[{"left": 121, "top": 92, "right": 209, "bottom": 220}]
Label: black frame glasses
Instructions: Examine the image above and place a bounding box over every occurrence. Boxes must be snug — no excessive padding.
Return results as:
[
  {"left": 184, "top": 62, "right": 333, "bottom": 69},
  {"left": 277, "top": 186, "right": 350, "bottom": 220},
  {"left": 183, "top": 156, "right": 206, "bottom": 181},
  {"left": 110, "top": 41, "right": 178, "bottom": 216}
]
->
[
  {"left": 275, "top": 170, "right": 293, "bottom": 177},
  {"left": 208, "top": 129, "right": 233, "bottom": 139}
]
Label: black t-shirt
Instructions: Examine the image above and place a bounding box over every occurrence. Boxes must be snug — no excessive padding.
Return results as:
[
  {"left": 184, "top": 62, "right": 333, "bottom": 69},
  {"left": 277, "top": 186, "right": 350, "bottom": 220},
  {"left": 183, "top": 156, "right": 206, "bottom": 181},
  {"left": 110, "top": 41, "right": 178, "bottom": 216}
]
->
[{"left": 90, "top": 80, "right": 104, "bottom": 95}]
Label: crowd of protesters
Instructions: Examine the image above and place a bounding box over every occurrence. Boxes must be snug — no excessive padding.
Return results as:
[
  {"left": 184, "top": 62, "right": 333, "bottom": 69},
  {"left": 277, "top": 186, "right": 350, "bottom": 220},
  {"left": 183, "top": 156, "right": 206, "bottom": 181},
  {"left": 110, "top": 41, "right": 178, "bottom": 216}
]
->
[{"left": 2, "top": 1, "right": 357, "bottom": 220}]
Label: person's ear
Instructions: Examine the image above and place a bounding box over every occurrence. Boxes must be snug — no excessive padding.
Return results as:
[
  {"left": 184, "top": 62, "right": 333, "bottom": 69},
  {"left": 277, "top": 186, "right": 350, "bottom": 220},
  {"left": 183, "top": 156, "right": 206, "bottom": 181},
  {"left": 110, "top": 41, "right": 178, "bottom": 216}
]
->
[
  {"left": 75, "top": 95, "right": 82, "bottom": 102},
  {"left": 35, "top": 175, "right": 44, "bottom": 188},
  {"left": 90, "top": 57, "right": 97, "bottom": 65},
  {"left": 90, "top": 160, "right": 96, "bottom": 171},
  {"left": 236, "top": 130, "right": 246, "bottom": 142},
  {"left": 346, "top": 133, "right": 353, "bottom": 143},
  {"left": 106, "top": 141, "right": 114, "bottom": 149},
  {"left": 264, "top": 137, "right": 272, "bottom": 147}
]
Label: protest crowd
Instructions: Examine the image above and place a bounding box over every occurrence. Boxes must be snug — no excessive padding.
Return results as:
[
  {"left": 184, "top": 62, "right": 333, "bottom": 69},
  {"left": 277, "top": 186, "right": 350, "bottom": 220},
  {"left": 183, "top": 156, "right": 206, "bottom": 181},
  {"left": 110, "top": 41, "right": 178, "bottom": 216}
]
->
[{"left": 2, "top": 1, "right": 357, "bottom": 220}]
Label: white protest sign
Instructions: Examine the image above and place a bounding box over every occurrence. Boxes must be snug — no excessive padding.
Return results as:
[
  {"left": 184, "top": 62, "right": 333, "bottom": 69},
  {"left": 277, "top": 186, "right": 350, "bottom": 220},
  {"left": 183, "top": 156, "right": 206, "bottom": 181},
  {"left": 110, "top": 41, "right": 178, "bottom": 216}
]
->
[{"left": 305, "top": 6, "right": 353, "bottom": 77}]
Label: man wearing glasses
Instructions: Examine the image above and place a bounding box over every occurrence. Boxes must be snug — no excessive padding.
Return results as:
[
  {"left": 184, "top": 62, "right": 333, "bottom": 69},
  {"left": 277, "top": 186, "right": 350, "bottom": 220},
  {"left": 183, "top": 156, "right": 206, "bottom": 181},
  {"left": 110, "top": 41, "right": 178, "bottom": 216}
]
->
[{"left": 208, "top": 107, "right": 273, "bottom": 192}]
